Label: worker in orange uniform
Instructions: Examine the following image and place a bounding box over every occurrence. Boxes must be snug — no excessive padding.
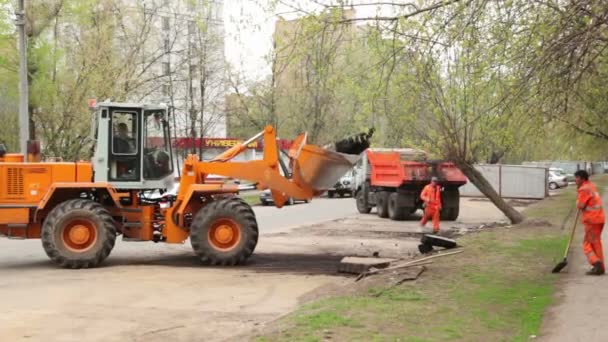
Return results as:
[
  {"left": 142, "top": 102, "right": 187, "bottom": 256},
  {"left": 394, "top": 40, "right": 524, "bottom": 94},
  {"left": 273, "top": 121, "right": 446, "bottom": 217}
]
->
[
  {"left": 420, "top": 177, "right": 442, "bottom": 234},
  {"left": 575, "top": 170, "right": 606, "bottom": 275}
]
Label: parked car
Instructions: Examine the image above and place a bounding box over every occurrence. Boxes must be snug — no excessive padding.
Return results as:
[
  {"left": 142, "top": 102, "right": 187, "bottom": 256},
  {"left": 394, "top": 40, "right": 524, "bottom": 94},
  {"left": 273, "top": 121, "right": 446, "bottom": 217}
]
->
[
  {"left": 548, "top": 170, "right": 568, "bottom": 190},
  {"left": 259, "top": 151, "right": 309, "bottom": 206},
  {"left": 259, "top": 188, "right": 309, "bottom": 206},
  {"left": 550, "top": 167, "right": 574, "bottom": 182},
  {"left": 327, "top": 170, "right": 355, "bottom": 198}
]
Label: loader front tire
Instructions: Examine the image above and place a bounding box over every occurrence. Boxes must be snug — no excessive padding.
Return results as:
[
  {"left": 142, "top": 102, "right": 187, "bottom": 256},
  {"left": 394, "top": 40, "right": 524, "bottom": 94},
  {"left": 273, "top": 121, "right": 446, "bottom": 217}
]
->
[
  {"left": 41, "top": 199, "right": 116, "bottom": 269},
  {"left": 190, "top": 197, "right": 259, "bottom": 266}
]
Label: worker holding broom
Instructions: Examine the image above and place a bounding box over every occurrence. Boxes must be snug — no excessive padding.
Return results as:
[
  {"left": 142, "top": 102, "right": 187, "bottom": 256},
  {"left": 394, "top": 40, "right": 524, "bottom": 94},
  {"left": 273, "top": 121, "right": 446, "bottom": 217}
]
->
[
  {"left": 575, "top": 170, "right": 606, "bottom": 275},
  {"left": 420, "top": 177, "right": 442, "bottom": 234}
]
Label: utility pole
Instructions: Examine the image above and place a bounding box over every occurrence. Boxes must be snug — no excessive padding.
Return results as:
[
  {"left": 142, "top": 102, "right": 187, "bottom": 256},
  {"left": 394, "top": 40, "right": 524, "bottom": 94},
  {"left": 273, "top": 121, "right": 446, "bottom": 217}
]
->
[{"left": 16, "top": 0, "right": 29, "bottom": 156}]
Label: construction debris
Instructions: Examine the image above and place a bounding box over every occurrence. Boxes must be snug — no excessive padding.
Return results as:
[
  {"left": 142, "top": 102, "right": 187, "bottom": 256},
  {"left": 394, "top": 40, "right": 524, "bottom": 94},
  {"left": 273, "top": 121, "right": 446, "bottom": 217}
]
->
[
  {"left": 338, "top": 256, "right": 396, "bottom": 274},
  {"left": 390, "top": 266, "right": 426, "bottom": 287},
  {"left": 418, "top": 234, "right": 459, "bottom": 254},
  {"left": 326, "top": 128, "right": 375, "bottom": 155},
  {"left": 355, "top": 260, "right": 430, "bottom": 281},
  {"left": 370, "top": 266, "right": 427, "bottom": 297},
  {"left": 356, "top": 249, "right": 464, "bottom": 281}
]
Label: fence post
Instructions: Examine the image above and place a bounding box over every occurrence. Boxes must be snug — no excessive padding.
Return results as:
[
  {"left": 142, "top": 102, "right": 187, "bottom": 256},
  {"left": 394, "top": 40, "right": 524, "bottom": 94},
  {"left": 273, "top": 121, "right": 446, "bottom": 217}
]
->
[
  {"left": 498, "top": 164, "right": 502, "bottom": 197},
  {"left": 545, "top": 168, "right": 549, "bottom": 198}
]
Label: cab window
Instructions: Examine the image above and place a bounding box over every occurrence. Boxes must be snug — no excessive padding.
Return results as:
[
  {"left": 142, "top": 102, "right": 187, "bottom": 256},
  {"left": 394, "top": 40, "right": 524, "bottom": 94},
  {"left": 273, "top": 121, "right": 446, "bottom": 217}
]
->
[{"left": 143, "top": 110, "right": 173, "bottom": 179}]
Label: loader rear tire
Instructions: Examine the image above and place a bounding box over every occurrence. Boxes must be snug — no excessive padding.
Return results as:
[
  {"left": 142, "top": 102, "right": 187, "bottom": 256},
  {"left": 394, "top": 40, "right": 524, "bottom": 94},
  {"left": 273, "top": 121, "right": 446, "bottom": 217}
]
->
[
  {"left": 190, "top": 197, "right": 259, "bottom": 266},
  {"left": 376, "top": 192, "right": 390, "bottom": 218},
  {"left": 41, "top": 199, "right": 116, "bottom": 269}
]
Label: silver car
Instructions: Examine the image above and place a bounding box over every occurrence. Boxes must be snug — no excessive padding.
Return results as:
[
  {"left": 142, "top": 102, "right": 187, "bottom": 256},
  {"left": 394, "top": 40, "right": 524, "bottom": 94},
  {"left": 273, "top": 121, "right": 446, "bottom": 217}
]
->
[
  {"left": 548, "top": 170, "right": 568, "bottom": 190},
  {"left": 259, "top": 188, "right": 309, "bottom": 206}
]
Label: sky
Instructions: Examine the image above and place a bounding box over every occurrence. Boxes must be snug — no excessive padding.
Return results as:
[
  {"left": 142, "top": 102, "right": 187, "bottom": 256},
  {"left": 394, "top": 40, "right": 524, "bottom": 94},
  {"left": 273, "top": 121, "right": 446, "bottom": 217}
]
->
[
  {"left": 223, "top": 1, "right": 277, "bottom": 82},
  {"left": 222, "top": 1, "right": 389, "bottom": 82}
]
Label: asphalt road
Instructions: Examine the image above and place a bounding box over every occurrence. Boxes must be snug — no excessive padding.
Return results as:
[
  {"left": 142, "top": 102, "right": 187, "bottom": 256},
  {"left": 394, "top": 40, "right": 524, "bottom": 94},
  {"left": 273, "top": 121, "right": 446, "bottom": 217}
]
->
[
  {"left": 254, "top": 197, "right": 358, "bottom": 234},
  {"left": 0, "top": 197, "right": 359, "bottom": 342}
]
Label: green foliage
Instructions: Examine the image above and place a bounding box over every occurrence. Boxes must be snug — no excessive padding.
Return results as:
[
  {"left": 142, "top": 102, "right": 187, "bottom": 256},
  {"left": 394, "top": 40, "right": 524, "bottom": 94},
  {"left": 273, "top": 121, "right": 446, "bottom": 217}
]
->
[
  {"left": 239, "top": 0, "right": 608, "bottom": 161},
  {"left": 0, "top": 1, "right": 18, "bottom": 151},
  {"left": 0, "top": 0, "right": 184, "bottom": 159}
]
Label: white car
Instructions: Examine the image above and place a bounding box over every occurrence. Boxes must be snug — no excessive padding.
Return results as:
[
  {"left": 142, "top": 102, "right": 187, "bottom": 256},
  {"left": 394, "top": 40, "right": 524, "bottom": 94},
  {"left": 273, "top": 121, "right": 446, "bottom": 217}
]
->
[
  {"left": 259, "top": 188, "right": 309, "bottom": 206},
  {"left": 548, "top": 170, "right": 568, "bottom": 190},
  {"left": 549, "top": 167, "right": 574, "bottom": 183},
  {"left": 327, "top": 170, "right": 355, "bottom": 198}
]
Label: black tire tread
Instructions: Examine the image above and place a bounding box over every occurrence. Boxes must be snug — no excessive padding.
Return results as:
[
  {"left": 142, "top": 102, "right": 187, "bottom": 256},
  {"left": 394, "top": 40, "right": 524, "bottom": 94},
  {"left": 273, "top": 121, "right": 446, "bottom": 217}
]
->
[
  {"left": 41, "top": 199, "right": 116, "bottom": 269},
  {"left": 190, "top": 198, "right": 259, "bottom": 266},
  {"left": 376, "top": 191, "right": 389, "bottom": 218},
  {"left": 356, "top": 187, "right": 371, "bottom": 214},
  {"left": 388, "top": 192, "right": 408, "bottom": 221}
]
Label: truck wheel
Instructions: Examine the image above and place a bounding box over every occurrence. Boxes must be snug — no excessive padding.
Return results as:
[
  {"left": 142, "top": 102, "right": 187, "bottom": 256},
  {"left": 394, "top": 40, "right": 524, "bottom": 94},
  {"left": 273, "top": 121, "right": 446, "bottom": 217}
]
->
[
  {"left": 376, "top": 192, "right": 390, "bottom": 218},
  {"left": 447, "top": 206, "right": 460, "bottom": 221},
  {"left": 356, "top": 189, "right": 372, "bottom": 214},
  {"left": 41, "top": 199, "right": 116, "bottom": 269},
  {"left": 328, "top": 191, "right": 335, "bottom": 198},
  {"left": 190, "top": 197, "right": 259, "bottom": 266},
  {"left": 440, "top": 189, "right": 461, "bottom": 221},
  {"left": 387, "top": 193, "right": 408, "bottom": 220}
]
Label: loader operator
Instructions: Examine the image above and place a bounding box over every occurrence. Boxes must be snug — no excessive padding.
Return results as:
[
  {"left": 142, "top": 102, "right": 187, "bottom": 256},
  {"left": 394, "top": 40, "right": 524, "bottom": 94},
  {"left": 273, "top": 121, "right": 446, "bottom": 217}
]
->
[
  {"left": 114, "top": 122, "right": 135, "bottom": 154},
  {"left": 420, "top": 177, "right": 442, "bottom": 234},
  {"left": 575, "top": 170, "right": 606, "bottom": 275},
  {"left": 113, "top": 122, "right": 136, "bottom": 179}
]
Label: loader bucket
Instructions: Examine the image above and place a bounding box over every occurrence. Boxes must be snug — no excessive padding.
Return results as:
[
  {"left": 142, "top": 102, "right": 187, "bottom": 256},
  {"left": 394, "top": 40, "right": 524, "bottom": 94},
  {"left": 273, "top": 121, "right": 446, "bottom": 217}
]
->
[{"left": 289, "top": 133, "right": 360, "bottom": 193}]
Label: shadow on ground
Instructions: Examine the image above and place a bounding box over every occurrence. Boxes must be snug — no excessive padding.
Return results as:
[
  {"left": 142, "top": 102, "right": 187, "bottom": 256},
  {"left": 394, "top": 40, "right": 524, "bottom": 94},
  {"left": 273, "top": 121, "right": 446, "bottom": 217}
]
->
[{"left": 0, "top": 252, "right": 350, "bottom": 276}]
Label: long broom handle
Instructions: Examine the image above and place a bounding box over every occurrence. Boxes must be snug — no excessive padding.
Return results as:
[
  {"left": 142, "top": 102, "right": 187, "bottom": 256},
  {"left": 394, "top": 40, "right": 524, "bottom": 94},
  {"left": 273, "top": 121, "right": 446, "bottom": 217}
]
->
[{"left": 563, "top": 210, "right": 581, "bottom": 259}]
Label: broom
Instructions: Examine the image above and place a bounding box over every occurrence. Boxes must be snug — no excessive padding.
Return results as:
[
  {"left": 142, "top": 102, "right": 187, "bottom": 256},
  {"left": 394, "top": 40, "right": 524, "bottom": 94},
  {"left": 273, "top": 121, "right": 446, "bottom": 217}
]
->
[{"left": 552, "top": 210, "right": 580, "bottom": 273}]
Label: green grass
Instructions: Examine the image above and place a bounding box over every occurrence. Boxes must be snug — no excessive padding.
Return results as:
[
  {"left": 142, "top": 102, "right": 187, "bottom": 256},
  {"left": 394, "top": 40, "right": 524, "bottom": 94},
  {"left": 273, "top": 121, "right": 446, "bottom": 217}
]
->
[
  {"left": 239, "top": 193, "right": 260, "bottom": 206},
  {"left": 254, "top": 175, "right": 608, "bottom": 342}
]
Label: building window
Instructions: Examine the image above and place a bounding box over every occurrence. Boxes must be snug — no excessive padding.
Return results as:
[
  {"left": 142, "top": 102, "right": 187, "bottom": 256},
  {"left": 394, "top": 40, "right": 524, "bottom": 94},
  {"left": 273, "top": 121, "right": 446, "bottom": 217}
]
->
[
  {"left": 162, "top": 17, "right": 170, "bottom": 31},
  {"left": 164, "top": 38, "right": 170, "bottom": 53},
  {"left": 163, "top": 0, "right": 170, "bottom": 7},
  {"left": 162, "top": 62, "right": 170, "bottom": 76},
  {"left": 161, "top": 84, "right": 170, "bottom": 96}
]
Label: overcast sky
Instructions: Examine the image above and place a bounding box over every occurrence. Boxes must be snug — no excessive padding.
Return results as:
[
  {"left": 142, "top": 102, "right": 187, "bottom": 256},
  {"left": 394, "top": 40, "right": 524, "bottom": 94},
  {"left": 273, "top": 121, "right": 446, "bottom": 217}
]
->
[
  {"left": 223, "top": 1, "right": 277, "bottom": 82},
  {"left": 222, "top": 1, "right": 389, "bottom": 82}
]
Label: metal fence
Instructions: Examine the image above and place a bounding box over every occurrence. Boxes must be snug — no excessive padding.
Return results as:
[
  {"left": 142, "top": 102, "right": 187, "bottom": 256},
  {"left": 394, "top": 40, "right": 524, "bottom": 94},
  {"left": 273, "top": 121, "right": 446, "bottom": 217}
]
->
[
  {"left": 460, "top": 164, "right": 548, "bottom": 199},
  {"left": 523, "top": 160, "right": 608, "bottom": 175}
]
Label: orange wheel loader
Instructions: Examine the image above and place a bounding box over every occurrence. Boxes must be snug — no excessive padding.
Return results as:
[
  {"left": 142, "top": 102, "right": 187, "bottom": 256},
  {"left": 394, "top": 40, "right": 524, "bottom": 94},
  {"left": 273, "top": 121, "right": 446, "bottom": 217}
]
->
[{"left": 0, "top": 102, "right": 366, "bottom": 268}]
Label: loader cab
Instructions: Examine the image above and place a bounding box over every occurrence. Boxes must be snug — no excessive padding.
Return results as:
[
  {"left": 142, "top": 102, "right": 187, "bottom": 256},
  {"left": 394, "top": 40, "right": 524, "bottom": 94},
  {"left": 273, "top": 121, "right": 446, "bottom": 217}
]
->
[{"left": 92, "top": 102, "right": 174, "bottom": 190}]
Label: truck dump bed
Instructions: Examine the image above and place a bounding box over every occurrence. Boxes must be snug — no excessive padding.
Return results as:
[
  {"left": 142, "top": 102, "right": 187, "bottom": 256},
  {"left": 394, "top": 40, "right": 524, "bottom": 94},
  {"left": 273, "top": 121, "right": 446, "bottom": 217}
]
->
[{"left": 366, "top": 149, "right": 467, "bottom": 188}]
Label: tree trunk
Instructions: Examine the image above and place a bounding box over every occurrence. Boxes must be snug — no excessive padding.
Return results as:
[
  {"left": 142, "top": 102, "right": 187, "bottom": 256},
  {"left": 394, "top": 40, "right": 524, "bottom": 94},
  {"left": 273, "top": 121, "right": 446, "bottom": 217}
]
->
[{"left": 456, "top": 161, "right": 525, "bottom": 224}]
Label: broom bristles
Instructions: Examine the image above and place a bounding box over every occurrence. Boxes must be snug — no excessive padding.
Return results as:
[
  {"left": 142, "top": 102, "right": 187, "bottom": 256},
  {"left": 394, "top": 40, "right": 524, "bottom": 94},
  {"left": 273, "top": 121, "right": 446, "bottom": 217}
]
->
[{"left": 552, "top": 259, "right": 568, "bottom": 273}]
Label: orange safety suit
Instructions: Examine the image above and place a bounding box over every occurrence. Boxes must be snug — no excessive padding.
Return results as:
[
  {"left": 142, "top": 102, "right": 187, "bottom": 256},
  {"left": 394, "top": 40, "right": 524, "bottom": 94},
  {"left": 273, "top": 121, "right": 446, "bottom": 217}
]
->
[
  {"left": 577, "top": 180, "right": 606, "bottom": 269},
  {"left": 420, "top": 183, "right": 442, "bottom": 232}
]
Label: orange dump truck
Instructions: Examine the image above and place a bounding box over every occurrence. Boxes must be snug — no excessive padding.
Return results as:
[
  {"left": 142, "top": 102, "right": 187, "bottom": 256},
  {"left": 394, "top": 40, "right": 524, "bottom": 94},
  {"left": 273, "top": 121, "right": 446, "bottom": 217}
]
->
[{"left": 354, "top": 148, "right": 467, "bottom": 220}]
